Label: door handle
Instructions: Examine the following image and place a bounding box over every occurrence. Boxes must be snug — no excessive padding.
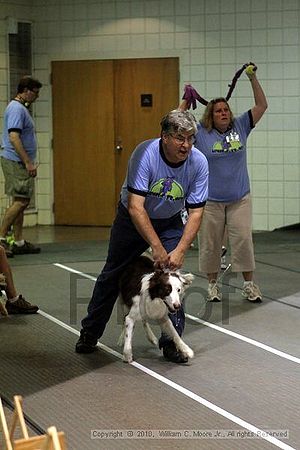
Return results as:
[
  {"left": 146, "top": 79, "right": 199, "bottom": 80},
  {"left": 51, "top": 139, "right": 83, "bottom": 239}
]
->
[{"left": 115, "top": 138, "right": 123, "bottom": 151}]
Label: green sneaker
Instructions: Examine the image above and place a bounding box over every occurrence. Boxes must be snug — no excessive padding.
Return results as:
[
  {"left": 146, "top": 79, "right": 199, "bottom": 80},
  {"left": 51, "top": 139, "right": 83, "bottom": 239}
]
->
[{"left": 6, "top": 234, "right": 15, "bottom": 246}]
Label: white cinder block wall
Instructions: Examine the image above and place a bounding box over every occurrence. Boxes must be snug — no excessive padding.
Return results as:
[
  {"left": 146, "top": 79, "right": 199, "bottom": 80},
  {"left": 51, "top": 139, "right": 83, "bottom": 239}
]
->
[{"left": 0, "top": 0, "right": 299, "bottom": 230}]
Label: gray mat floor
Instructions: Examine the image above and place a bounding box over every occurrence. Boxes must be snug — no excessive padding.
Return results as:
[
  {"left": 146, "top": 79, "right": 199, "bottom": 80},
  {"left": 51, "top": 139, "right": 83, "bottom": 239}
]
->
[{"left": 0, "top": 227, "right": 299, "bottom": 450}]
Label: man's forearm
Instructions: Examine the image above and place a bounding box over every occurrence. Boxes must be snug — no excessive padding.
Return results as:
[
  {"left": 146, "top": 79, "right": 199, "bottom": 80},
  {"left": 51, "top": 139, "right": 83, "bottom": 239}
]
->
[
  {"left": 176, "top": 209, "right": 203, "bottom": 255},
  {"left": 128, "top": 206, "right": 162, "bottom": 251}
]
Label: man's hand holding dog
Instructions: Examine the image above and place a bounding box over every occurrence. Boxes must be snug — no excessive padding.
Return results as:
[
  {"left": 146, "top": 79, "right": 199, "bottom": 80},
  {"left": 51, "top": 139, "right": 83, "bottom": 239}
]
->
[
  {"left": 152, "top": 246, "right": 184, "bottom": 271},
  {"left": 167, "top": 248, "right": 185, "bottom": 270},
  {"left": 152, "top": 244, "right": 169, "bottom": 269}
]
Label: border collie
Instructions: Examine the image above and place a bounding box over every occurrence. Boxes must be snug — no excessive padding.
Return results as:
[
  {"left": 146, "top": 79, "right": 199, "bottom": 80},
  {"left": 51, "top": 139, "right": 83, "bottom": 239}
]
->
[
  {"left": 0, "top": 274, "right": 7, "bottom": 317},
  {"left": 118, "top": 255, "right": 194, "bottom": 363}
]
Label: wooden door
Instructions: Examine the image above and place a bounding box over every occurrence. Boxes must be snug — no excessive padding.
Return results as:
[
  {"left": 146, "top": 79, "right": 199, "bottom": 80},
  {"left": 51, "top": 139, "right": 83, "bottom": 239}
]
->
[
  {"left": 114, "top": 58, "right": 179, "bottom": 203},
  {"left": 52, "top": 60, "right": 115, "bottom": 225},
  {"left": 52, "top": 58, "right": 179, "bottom": 225}
]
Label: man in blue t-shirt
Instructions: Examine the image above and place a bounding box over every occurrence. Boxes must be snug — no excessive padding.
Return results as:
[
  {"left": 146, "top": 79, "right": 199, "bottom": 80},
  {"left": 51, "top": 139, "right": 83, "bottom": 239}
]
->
[
  {"left": 76, "top": 110, "right": 209, "bottom": 363},
  {"left": 0, "top": 75, "right": 42, "bottom": 257}
]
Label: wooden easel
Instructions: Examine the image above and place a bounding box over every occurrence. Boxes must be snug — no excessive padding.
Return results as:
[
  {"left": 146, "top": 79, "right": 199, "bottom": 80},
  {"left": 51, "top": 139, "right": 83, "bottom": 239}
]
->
[{"left": 0, "top": 395, "right": 66, "bottom": 449}]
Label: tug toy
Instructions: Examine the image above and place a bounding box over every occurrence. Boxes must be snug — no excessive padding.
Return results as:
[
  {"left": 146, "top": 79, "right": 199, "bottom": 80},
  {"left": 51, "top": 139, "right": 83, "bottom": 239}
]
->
[{"left": 182, "top": 62, "right": 257, "bottom": 109}]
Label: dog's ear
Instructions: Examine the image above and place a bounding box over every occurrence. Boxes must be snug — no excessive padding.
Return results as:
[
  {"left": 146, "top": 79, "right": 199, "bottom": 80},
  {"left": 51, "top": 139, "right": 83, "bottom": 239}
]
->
[
  {"left": 153, "top": 269, "right": 164, "bottom": 277},
  {"left": 155, "top": 282, "right": 172, "bottom": 300},
  {"left": 149, "top": 272, "right": 171, "bottom": 300},
  {"left": 181, "top": 272, "right": 194, "bottom": 286}
]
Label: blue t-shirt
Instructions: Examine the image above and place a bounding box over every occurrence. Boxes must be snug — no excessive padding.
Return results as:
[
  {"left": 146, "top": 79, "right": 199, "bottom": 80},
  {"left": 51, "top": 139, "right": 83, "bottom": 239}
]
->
[
  {"left": 1, "top": 100, "right": 37, "bottom": 162},
  {"left": 120, "top": 138, "right": 209, "bottom": 219},
  {"left": 195, "top": 111, "right": 254, "bottom": 202}
]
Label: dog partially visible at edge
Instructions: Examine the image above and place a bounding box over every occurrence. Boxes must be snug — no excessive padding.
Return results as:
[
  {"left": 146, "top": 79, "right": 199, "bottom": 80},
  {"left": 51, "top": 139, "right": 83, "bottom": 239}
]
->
[
  {"left": 118, "top": 255, "right": 194, "bottom": 363},
  {"left": 0, "top": 273, "right": 8, "bottom": 316}
]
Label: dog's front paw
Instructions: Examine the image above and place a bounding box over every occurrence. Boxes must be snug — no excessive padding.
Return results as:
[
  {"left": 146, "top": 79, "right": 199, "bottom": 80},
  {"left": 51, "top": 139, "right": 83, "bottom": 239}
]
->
[
  {"left": 187, "top": 348, "right": 194, "bottom": 359},
  {"left": 182, "top": 346, "right": 194, "bottom": 359},
  {"left": 123, "top": 352, "right": 133, "bottom": 363}
]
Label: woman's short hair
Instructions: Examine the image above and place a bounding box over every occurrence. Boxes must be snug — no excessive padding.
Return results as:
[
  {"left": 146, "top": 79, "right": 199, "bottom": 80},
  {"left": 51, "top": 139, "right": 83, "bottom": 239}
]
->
[{"left": 201, "top": 97, "right": 234, "bottom": 131}]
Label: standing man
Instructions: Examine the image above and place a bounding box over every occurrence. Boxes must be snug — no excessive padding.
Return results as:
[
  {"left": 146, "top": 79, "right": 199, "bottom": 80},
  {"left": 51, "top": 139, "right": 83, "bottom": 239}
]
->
[
  {"left": 0, "top": 75, "right": 42, "bottom": 256},
  {"left": 76, "top": 110, "right": 209, "bottom": 363}
]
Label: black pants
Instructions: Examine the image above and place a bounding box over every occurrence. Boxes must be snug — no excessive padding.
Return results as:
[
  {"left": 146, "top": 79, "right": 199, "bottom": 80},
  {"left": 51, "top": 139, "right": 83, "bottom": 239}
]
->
[{"left": 81, "top": 203, "right": 185, "bottom": 348}]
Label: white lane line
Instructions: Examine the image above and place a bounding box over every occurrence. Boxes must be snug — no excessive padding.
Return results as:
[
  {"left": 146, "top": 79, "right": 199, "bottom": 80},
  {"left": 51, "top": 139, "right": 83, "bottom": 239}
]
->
[
  {"left": 38, "top": 308, "right": 294, "bottom": 450},
  {"left": 54, "top": 262, "right": 300, "bottom": 365},
  {"left": 54, "top": 263, "right": 97, "bottom": 281},
  {"left": 38, "top": 310, "right": 122, "bottom": 360},
  {"left": 185, "top": 315, "right": 300, "bottom": 365},
  {"left": 51, "top": 262, "right": 297, "bottom": 449}
]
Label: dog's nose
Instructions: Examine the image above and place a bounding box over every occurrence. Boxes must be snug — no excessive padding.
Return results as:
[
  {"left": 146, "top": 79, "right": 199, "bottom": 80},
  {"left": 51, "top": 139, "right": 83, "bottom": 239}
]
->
[{"left": 174, "top": 303, "right": 180, "bottom": 310}]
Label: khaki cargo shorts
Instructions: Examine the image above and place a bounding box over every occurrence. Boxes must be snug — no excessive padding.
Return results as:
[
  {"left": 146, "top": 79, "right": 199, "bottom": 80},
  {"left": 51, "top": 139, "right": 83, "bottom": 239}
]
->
[
  {"left": 199, "top": 194, "right": 256, "bottom": 273},
  {"left": 1, "top": 157, "right": 34, "bottom": 199}
]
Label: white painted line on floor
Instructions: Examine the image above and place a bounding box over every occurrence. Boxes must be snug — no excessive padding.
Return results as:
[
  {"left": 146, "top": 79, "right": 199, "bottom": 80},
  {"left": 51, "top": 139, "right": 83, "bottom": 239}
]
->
[
  {"left": 38, "top": 309, "right": 294, "bottom": 450},
  {"left": 185, "top": 314, "right": 300, "bottom": 365},
  {"left": 131, "top": 363, "right": 294, "bottom": 450},
  {"left": 38, "top": 310, "right": 122, "bottom": 360},
  {"left": 54, "top": 262, "right": 300, "bottom": 365},
  {"left": 54, "top": 263, "right": 97, "bottom": 281},
  {"left": 50, "top": 263, "right": 300, "bottom": 450}
]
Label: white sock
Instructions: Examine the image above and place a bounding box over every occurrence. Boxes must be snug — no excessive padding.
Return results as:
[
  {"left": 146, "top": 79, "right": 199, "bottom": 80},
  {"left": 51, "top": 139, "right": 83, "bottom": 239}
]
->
[
  {"left": 14, "top": 240, "right": 25, "bottom": 247},
  {"left": 0, "top": 237, "right": 6, "bottom": 242},
  {"left": 243, "top": 281, "right": 253, "bottom": 287}
]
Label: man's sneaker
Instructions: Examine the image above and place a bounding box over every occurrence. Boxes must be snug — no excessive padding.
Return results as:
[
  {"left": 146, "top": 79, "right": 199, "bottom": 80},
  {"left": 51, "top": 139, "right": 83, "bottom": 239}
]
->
[
  {"left": 0, "top": 240, "right": 14, "bottom": 258},
  {"left": 11, "top": 241, "right": 41, "bottom": 255},
  {"left": 75, "top": 329, "right": 98, "bottom": 353},
  {"left": 242, "top": 282, "right": 262, "bottom": 303},
  {"left": 221, "top": 246, "right": 227, "bottom": 270},
  {"left": 207, "top": 281, "right": 222, "bottom": 302},
  {"left": 5, "top": 295, "right": 39, "bottom": 314},
  {"left": 163, "top": 342, "right": 188, "bottom": 364}
]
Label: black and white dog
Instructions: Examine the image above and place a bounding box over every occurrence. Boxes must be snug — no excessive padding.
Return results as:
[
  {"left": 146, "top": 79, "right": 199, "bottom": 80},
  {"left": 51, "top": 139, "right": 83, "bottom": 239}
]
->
[{"left": 118, "top": 255, "right": 194, "bottom": 363}]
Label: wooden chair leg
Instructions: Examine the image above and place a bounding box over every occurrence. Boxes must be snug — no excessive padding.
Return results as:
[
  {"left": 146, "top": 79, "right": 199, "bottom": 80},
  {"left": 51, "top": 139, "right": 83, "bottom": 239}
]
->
[
  {"left": 0, "top": 397, "right": 13, "bottom": 450},
  {"left": 42, "top": 426, "right": 65, "bottom": 450},
  {"left": 1, "top": 395, "right": 66, "bottom": 450},
  {"left": 9, "top": 395, "right": 29, "bottom": 441}
]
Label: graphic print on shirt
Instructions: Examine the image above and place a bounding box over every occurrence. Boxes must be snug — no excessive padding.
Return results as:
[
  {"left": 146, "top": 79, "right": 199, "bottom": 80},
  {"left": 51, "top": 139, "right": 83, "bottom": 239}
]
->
[
  {"left": 149, "top": 176, "right": 184, "bottom": 201},
  {"left": 213, "top": 131, "right": 242, "bottom": 153}
]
